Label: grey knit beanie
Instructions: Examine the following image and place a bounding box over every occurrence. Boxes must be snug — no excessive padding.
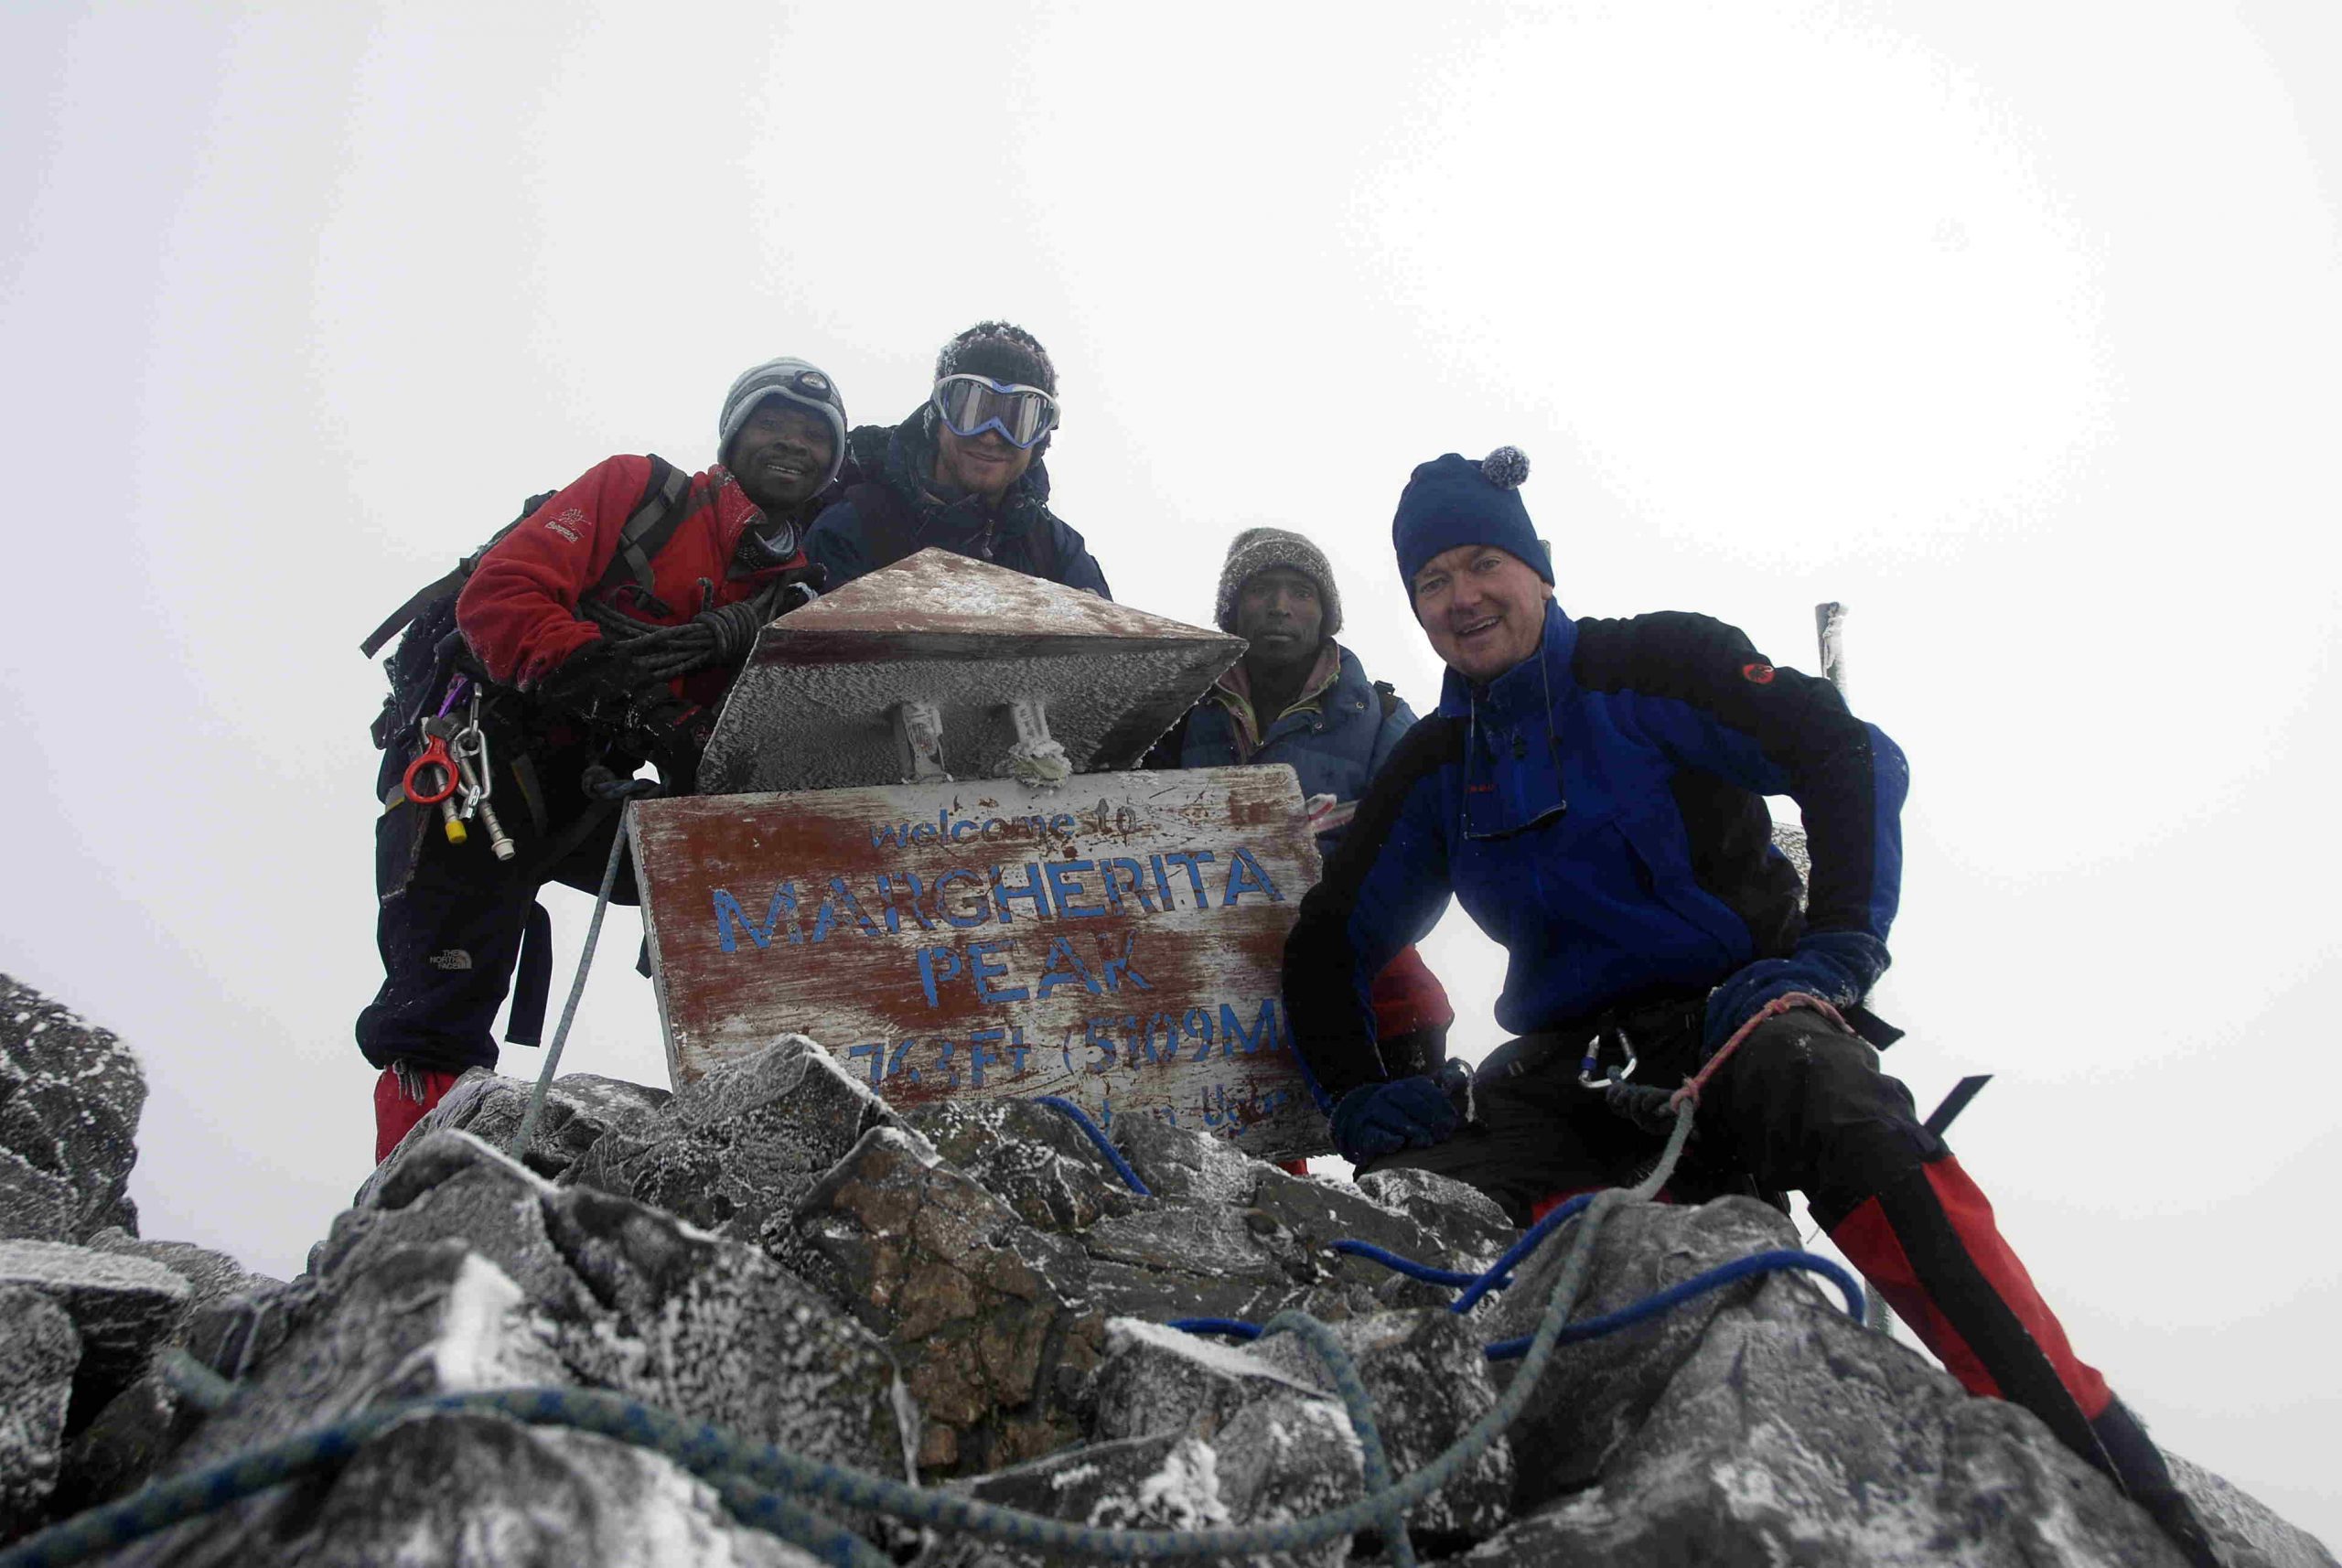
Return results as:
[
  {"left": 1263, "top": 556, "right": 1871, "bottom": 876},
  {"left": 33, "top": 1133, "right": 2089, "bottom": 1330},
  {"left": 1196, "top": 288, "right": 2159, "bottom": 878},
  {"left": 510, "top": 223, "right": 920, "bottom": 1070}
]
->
[
  {"left": 1216, "top": 527, "right": 1342, "bottom": 638},
  {"left": 717, "top": 358, "right": 849, "bottom": 485}
]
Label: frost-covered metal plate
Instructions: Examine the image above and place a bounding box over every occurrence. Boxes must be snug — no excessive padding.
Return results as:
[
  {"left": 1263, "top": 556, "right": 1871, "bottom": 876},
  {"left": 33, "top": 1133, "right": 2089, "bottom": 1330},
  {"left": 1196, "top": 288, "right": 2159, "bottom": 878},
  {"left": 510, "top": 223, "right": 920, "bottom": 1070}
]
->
[{"left": 697, "top": 549, "right": 1245, "bottom": 795}]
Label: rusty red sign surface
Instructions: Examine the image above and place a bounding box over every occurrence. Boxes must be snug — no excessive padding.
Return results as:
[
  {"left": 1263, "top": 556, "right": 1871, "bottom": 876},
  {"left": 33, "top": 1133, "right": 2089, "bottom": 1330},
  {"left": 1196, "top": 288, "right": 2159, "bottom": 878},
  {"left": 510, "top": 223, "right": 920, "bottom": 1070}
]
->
[{"left": 629, "top": 767, "right": 1329, "bottom": 1158}]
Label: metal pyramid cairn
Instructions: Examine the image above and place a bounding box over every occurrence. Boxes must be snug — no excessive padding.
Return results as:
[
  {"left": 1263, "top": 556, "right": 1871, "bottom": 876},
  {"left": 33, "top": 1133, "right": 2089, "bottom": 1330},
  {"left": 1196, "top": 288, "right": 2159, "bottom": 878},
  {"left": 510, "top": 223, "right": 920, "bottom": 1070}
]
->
[{"left": 696, "top": 549, "right": 1246, "bottom": 795}]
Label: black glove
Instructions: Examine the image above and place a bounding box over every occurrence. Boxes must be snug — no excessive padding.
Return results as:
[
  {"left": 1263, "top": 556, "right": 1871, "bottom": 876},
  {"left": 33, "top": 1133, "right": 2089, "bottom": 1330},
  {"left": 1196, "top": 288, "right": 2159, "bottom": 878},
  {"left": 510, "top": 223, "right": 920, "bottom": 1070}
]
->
[
  {"left": 628, "top": 693, "right": 714, "bottom": 796},
  {"left": 532, "top": 640, "right": 651, "bottom": 731},
  {"left": 1328, "top": 1072, "right": 1463, "bottom": 1164}
]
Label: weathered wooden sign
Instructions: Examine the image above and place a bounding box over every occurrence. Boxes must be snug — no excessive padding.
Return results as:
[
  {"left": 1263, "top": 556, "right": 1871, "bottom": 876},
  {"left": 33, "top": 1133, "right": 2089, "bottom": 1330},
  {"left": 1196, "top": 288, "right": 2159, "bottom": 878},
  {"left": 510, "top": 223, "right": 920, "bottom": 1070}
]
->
[{"left": 629, "top": 767, "right": 1329, "bottom": 1158}]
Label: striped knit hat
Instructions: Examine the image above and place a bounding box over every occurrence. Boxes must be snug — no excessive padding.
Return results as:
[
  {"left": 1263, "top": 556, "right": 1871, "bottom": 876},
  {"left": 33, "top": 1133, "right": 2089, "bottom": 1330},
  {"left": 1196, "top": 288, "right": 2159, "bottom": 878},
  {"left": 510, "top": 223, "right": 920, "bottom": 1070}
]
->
[{"left": 1215, "top": 527, "right": 1342, "bottom": 638}]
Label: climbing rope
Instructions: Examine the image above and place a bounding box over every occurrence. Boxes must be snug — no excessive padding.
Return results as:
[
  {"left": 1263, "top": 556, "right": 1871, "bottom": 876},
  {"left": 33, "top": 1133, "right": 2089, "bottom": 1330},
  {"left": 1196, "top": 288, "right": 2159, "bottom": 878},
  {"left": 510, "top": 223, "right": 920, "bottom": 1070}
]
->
[
  {"left": 579, "top": 578, "right": 794, "bottom": 683},
  {"left": 2, "top": 1113, "right": 1706, "bottom": 1568},
  {"left": 1033, "top": 1095, "right": 1154, "bottom": 1197},
  {"left": 508, "top": 775, "right": 659, "bottom": 1160}
]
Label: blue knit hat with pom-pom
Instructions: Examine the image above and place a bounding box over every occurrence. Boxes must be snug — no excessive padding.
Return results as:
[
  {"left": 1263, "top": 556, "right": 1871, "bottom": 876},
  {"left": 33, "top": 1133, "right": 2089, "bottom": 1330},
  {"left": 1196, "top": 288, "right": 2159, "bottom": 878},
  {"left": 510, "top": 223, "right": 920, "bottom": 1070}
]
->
[{"left": 1391, "top": 446, "right": 1549, "bottom": 591}]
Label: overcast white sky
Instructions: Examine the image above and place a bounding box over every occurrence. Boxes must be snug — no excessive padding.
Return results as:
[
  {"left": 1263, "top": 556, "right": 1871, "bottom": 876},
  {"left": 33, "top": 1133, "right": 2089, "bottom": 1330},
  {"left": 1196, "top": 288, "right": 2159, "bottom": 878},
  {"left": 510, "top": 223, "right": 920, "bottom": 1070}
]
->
[{"left": 4, "top": 0, "right": 2337, "bottom": 1543}]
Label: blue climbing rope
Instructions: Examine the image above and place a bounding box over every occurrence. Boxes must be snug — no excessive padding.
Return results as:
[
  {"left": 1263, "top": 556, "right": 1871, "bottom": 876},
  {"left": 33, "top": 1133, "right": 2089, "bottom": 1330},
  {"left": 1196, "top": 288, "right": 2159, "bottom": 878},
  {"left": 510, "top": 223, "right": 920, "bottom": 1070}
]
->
[
  {"left": 1165, "top": 1317, "right": 1264, "bottom": 1340},
  {"left": 1482, "top": 1248, "right": 1865, "bottom": 1359},
  {"left": 1450, "top": 1193, "right": 1595, "bottom": 1315},
  {"left": 1327, "top": 1239, "right": 1491, "bottom": 1289},
  {"left": 1033, "top": 1095, "right": 1153, "bottom": 1197}
]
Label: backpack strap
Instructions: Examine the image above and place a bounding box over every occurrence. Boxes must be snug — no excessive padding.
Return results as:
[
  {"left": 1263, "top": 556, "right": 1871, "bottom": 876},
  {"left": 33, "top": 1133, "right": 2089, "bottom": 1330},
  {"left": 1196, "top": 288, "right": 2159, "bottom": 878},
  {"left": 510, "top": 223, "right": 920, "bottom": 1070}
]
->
[
  {"left": 586, "top": 456, "right": 694, "bottom": 603},
  {"left": 1373, "top": 681, "right": 1401, "bottom": 720}
]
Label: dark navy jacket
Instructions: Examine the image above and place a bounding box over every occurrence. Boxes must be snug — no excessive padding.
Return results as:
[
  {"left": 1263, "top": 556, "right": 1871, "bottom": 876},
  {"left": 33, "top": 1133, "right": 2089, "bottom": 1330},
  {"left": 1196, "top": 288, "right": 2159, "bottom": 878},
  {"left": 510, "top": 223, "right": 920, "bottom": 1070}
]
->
[
  {"left": 805, "top": 414, "right": 1111, "bottom": 597},
  {"left": 1166, "top": 645, "right": 1414, "bottom": 809},
  {"left": 1284, "top": 600, "right": 1907, "bottom": 1103}
]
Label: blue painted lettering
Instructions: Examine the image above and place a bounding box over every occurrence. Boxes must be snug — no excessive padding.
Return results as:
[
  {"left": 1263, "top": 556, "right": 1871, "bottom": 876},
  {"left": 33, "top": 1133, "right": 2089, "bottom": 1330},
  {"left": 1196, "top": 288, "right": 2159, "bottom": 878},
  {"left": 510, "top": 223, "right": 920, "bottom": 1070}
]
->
[
  {"left": 712, "top": 882, "right": 799, "bottom": 952},
  {"left": 1046, "top": 860, "right": 1103, "bottom": 918},
  {"left": 1036, "top": 937, "right": 1101, "bottom": 1000},
  {"left": 916, "top": 947, "right": 962, "bottom": 1009},
  {"left": 971, "top": 940, "right": 1027, "bottom": 1004},
  {"left": 1221, "top": 847, "right": 1282, "bottom": 906},
  {"left": 992, "top": 862, "right": 1053, "bottom": 921}
]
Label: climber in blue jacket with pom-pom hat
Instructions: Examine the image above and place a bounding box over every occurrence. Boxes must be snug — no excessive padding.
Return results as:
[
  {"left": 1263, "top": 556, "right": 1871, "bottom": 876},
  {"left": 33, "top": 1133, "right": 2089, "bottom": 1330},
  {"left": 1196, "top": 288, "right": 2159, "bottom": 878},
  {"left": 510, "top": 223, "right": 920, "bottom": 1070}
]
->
[{"left": 1282, "top": 446, "right": 2221, "bottom": 1566}]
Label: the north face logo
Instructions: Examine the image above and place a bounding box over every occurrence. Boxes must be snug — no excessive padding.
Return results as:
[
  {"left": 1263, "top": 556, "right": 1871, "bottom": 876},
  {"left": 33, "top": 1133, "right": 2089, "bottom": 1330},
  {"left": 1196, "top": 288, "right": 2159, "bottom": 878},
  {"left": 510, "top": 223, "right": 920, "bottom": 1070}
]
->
[
  {"left": 427, "top": 949, "right": 473, "bottom": 972},
  {"left": 1742, "top": 662, "right": 1776, "bottom": 684}
]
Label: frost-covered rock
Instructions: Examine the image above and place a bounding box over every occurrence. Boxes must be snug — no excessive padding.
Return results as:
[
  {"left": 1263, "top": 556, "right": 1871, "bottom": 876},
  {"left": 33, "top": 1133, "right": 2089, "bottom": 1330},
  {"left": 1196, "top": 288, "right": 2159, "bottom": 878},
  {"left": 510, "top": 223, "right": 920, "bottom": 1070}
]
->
[
  {"left": 0, "top": 1238, "right": 188, "bottom": 1426},
  {"left": 322, "top": 1131, "right": 912, "bottom": 1480},
  {"left": 1247, "top": 1308, "right": 1515, "bottom": 1546},
  {"left": 570, "top": 1035, "right": 899, "bottom": 1251},
  {"left": 360, "top": 1066, "right": 670, "bottom": 1202},
  {"left": 0, "top": 1283, "right": 79, "bottom": 1539},
  {"left": 2169, "top": 1455, "right": 2339, "bottom": 1568},
  {"left": 906, "top": 1097, "right": 1142, "bottom": 1234},
  {"left": 923, "top": 1428, "right": 1340, "bottom": 1568},
  {"left": 46, "top": 1230, "right": 280, "bottom": 1514},
  {"left": 796, "top": 1122, "right": 1100, "bottom": 1474},
  {"left": 1487, "top": 1196, "right": 1797, "bottom": 1499},
  {"left": 100, "top": 1242, "right": 719, "bottom": 1563},
  {"left": 0, "top": 973, "right": 145, "bottom": 1243}
]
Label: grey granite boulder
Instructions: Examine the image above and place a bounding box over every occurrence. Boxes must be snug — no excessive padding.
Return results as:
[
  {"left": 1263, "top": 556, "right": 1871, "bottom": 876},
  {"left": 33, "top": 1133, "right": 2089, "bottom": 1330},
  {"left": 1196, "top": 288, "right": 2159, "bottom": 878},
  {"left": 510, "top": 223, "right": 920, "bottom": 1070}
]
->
[
  {"left": 1487, "top": 1194, "right": 1801, "bottom": 1500},
  {"left": 904, "top": 1097, "right": 1142, "bottom": 1234},
  {"left": 1246, "top": 1307, "right": 1515, "bottom": 1548},
  {"left": 0, "top": 974, "right": 145, "bottom": 1243},
  {"left": 0, "top": 1283, "right": 80, "bottom": 1541},
  {"left": 2169, "top": 1455, "right": 2339, "bottom": 1568},
  {"left": 921, "top": 1425, "right": 1353, "bottom": 1568},
  {"left": 101, "top": 1241, "right": 827, "bottom": 1565},
  {"left": 318, "top": 1131, "right": 912, "bottom": 1482},
  {"left": 360, "top": 1066, "right": 671, "bottom": 1200},
  {"left": 49, "top": 1231, "right": 283, "bottom": 1513},
  {"left": 568, "top": 1036, "right": 901, "bottom": 1251},
  {"left": 0, "top": 1239, "right": 188, "bottom": 1429}
]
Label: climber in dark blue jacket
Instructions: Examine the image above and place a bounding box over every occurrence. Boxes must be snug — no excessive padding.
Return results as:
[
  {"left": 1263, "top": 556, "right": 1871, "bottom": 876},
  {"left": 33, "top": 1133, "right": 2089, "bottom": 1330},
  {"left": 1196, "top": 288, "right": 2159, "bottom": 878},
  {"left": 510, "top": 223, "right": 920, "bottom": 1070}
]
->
[
  {"left": 805, "top": 321, "right": 1111, "bottom": 597},
  {"left": 1281, "top": 446, "right": 2218, "bottom": 1567},
  {"left": 1147, "top": 527, "right": 1453, "bottom": 1078}
]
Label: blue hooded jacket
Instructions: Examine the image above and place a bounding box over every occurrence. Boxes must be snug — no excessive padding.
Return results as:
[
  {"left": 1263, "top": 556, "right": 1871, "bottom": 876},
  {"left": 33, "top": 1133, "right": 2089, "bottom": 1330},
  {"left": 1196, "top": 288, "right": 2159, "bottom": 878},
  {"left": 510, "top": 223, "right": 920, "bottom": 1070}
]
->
[
  {"left": 1283, "top": 600, "right": 1907, "bottom": 1105},
  {"left": 1166, "top": 644, "right": 1414, "bottom": 811}
]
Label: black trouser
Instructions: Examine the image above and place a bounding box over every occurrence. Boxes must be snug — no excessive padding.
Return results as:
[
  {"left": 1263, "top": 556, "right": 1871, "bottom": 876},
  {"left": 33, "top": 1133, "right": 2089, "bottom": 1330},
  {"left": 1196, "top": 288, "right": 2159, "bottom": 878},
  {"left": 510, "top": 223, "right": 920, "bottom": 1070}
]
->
[
  {"left": 1366, "top": 1004, "right": 2114, "bottom": 1468},
  {"left": 355, "top": 742, "right": 639, "bottom": 1076}
]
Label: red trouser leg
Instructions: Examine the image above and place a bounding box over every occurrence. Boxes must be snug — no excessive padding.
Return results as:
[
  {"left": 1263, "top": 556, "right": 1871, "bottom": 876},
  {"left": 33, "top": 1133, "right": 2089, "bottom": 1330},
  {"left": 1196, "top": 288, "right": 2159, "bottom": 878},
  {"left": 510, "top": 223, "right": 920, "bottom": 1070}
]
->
[
  {"left": 1831, "top": 1155, "right": 2111, "bottom": 1461},
  {"left": 374, "top": 1067, "right": 462, "bottom": 1164}
]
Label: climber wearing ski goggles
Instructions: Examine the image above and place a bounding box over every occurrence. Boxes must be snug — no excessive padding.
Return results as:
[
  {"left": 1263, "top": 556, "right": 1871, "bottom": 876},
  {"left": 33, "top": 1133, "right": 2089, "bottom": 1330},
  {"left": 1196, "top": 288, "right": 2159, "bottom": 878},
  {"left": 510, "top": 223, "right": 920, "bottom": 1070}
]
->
[{"left": 930, "top": 373, "right": 1059, "bottom": 450}]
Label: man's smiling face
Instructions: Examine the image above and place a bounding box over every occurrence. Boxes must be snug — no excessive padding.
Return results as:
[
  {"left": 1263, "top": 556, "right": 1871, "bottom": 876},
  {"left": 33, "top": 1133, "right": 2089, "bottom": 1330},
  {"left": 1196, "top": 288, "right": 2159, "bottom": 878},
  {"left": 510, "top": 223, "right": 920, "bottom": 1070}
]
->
[
  {"left": 1410, "top": 543, "right": 1552, "bottom": 682},
  {"left": 729, "top": 403, "right": 835, "bottom": 511}
]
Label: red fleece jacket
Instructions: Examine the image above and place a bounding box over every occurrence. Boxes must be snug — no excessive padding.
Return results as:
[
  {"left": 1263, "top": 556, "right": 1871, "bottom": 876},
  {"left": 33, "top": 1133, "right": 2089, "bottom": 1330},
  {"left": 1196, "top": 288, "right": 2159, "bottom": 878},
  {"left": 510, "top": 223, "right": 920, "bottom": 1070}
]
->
[{"left": 456, "top": 454, "right": 811, "bottom": 709}]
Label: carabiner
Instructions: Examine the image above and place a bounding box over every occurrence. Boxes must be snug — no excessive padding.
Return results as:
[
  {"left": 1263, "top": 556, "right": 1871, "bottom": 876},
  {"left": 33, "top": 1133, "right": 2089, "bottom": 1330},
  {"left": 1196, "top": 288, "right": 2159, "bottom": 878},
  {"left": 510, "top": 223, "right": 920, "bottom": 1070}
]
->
[
  {"left": 1576, "top": 1025, "right": 1639, "bottom": 1091},
  {"left": 403, "top": 732, "right": 460, "bottom": 806}
]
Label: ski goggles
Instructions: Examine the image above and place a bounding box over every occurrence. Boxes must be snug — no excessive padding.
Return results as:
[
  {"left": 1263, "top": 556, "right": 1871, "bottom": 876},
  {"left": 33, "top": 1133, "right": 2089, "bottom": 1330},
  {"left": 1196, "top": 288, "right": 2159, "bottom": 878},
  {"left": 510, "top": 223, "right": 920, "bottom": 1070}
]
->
[{"left": 930, "top": 374, "right": 1059, "bottom": 449}]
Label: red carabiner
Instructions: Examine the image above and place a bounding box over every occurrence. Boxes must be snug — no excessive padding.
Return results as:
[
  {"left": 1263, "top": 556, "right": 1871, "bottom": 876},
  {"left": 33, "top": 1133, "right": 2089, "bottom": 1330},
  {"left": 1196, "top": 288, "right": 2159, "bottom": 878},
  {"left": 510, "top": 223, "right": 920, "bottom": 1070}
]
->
[{"left": 403, "top": 734, "right": 459, "bottom": 805}]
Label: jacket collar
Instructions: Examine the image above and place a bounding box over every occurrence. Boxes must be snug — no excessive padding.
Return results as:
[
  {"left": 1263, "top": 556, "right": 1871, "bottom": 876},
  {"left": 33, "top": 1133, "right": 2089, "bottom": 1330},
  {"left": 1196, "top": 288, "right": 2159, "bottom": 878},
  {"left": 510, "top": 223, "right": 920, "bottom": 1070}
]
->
[
  {"left": 1209, "top": 642, "right": 1345, "bottom": 758},
  {"left": 882, "top": 408, "right": 1053, "bottom": 539},
  {"left": 1435, "top": 601, "right": 1574, "bottom": 841}
]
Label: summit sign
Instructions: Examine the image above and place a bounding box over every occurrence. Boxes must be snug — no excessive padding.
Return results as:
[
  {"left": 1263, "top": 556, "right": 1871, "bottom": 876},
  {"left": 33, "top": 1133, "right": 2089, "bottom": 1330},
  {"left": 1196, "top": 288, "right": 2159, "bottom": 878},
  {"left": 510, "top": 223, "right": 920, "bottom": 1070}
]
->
[{"left": 629, "top": 766, "right": 1327, "bottom": 1159}]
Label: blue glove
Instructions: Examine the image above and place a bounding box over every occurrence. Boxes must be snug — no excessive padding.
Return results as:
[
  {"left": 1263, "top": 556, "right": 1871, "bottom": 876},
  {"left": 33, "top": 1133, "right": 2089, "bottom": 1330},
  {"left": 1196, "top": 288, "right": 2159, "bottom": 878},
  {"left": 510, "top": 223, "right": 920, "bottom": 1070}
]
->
[
  {"left": 1703, "top": 929, "right": 1889, "bottom": 1055},
  {"left": 1329, "top": 1073, "right": 1462, "bottom": 1164}
]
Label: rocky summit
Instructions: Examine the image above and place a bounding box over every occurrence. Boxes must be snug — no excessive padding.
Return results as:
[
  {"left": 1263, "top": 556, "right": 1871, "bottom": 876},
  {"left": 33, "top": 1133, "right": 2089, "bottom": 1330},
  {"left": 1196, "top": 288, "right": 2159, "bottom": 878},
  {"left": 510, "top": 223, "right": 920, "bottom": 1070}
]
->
[{"left": 0, "top": 971, "right": 2335, "bottom": 1567}]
